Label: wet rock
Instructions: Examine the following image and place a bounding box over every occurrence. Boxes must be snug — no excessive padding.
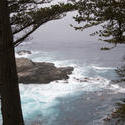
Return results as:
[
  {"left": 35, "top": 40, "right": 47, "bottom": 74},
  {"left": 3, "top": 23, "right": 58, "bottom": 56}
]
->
[
  {"left": 73, "top": 77, "right": 102, "bottom": 83},
  {"left": 16, "top": 58, "right": 73, "bottom": 84}
]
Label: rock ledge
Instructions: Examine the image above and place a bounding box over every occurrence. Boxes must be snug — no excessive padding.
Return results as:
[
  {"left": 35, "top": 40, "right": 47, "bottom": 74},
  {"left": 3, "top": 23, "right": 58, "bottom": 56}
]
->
[{"left": 16, "top": 58, "right": 73, "bottom": 84}]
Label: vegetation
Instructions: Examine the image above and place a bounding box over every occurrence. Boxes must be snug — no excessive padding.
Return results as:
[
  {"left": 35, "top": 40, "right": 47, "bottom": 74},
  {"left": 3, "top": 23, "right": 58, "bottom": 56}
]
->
[
  {"left": 9, "top": 0, "right": 76, "bottom": 46},
  {"left": 72, "top": 0, "right": 125, "bottom": 48},
  {"left": 104, "top": 99, "right": 125, "bottom": 124},
  {"left": 115, "top": 99, "right": 125, "bottom": 120}
]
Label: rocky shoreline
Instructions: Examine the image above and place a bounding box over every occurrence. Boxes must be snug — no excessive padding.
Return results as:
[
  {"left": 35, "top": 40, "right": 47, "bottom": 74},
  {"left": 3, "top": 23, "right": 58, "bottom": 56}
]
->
[{"left": 16, "top": 58, "right": 74, "bottom": 84}]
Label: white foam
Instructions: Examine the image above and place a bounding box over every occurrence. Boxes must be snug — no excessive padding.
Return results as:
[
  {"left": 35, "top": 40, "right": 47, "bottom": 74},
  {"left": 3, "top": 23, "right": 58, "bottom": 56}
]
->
[
  {"left": 19, "top": 70, "right": 117, "bottom": 120},
  {"left": 92, "top": 65, "right": 115, "bottom": 70},
  {"left": 19, "top": 67, "right": 111, "bottom": 106},
  {"left": 108, "top": 84, "right": 125, "bottom": 93},
  {"left": 19, "top": 76, "right": 110, "bottom": 118}
]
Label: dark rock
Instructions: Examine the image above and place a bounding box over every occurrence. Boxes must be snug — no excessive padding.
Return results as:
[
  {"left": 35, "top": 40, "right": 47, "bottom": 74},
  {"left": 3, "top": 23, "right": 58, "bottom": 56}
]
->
[
  {"left": 100, "top": 47, "right": 110, "bottom": 50},
  {"left": 16, "top": 58, "right": 74, "bottom": 84}
]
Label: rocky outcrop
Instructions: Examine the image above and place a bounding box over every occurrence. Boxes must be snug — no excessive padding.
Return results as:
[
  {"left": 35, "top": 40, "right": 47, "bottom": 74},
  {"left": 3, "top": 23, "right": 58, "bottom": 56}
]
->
[{"left": 16, "top": 58, "right": 73, "bottom": 84}]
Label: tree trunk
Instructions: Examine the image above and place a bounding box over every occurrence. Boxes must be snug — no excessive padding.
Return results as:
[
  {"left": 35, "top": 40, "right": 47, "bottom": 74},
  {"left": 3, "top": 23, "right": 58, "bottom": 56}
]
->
[{"left": 0, "top": 0, "right": 24, "bottom": 125}]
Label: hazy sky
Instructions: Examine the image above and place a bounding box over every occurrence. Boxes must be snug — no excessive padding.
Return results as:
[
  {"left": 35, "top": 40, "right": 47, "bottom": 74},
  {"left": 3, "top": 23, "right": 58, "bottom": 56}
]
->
[{"left": 29, "top": 12, "right": 99, "bottom": 44}]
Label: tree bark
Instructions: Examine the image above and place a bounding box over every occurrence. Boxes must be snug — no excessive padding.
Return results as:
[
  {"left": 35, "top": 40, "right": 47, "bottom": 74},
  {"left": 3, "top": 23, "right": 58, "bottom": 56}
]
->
[{"left": 0, "top": 0, "right": 24, "bottom": 125}]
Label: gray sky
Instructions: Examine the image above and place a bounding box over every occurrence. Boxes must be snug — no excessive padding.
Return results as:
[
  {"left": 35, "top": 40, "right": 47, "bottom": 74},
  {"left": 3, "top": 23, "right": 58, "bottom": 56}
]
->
[{"left": 29, "top": 12, "right": 98, "bottom": 43}]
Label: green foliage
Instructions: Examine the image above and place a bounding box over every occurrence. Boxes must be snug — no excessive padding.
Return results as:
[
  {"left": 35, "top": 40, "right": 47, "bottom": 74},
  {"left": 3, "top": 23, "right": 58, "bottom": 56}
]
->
[
  {"left": 115, "top": 100, "right": 125, "bottom": 119},
  {"left": 106, "top": 99, "right": 125, "bottom": 124},
  {"left": 7, "top": 0, "right": 76, "bottom": 46},
  {"left": 72, "top": 0, "right": 125, "bottom": 45}
]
